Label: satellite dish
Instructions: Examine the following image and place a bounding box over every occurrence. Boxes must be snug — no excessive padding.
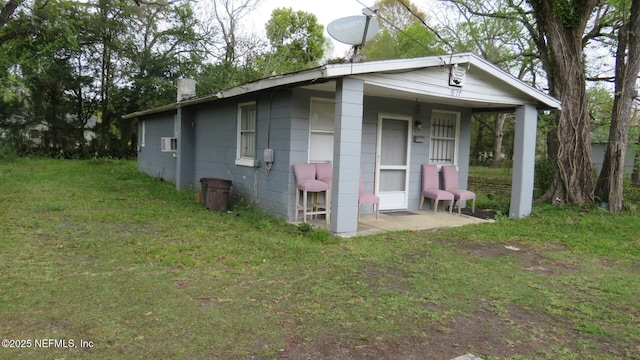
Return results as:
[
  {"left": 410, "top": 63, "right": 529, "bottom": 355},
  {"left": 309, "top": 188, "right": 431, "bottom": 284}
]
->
[{"left": 327, "top": 15, "right": 380, "bottom": 46}]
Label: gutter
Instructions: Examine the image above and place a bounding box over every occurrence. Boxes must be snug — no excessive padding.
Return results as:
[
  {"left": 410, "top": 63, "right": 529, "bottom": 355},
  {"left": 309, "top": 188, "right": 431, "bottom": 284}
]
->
[
  {"left": 122, "top": 67, "right": 329, "bottom": 120},
  {"left": 121, "top": 93, "right": 220, "bottom": 119}
]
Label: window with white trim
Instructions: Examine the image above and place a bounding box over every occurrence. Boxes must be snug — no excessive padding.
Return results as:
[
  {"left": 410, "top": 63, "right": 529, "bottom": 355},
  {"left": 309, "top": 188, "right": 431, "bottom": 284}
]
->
[
  {"left": 429, "top": 110, "right": 460, "bottom": 165},
  {"left": 161, "top": 137, "right": 177, "bottom": 152},
  {"left": 236, "top": 102, "right": 257, "bottom": 166},
  {"left": 309, "top": 98, "right": 335, "bottom": 163}
]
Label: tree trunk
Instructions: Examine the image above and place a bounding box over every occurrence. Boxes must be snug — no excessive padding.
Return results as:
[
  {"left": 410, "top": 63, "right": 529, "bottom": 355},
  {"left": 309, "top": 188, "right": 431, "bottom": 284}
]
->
[
  {"left": 595, "top": 0, "right": 640, "bottom": 213},
  {"left": 529, "top": 0, "right": 597, "bottom": 206},
  {"left": 549, "top": 66, "right": 594, "bottom": 205},
  {"left": 490, "top": 113, "right": 507, "bottom": 168}
]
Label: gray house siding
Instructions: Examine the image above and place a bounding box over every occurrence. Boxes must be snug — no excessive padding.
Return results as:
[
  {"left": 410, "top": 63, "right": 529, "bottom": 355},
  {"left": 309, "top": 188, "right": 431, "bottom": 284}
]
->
[
  {"left": 137, "top": 82, "right": 472, "bottom": 219},
  {"left": 193, "top": 91, "right": 295, "bottom": 219},
  {"left": 288, "top": 89, "right": 333, "bottom": 220},
  {"left": 138, "top": 111, "right": 177, "bottom": 182},
  {"left": 360, "top": 96, "right": 415, "bottom": 212},
  {"left": 288, "top": 90, "right": 472, "bottom": 214},
  {"left": 256, "top": 90, "right": 295, "bottom": 218},
  {"left": 359, "top": 97, "right": 471, "bottom": 212}
]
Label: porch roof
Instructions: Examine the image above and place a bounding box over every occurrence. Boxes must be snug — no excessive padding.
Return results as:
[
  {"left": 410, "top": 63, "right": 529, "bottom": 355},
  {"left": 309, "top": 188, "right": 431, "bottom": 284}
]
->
[{"left": 123, "top": 53, "right": 560, "bottom": 120}]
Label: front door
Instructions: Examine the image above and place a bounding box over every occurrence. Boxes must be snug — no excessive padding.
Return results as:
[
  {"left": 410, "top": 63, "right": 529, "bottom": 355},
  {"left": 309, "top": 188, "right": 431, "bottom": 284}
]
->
[{"left": 375, "top": 114, "right": 411, "bottom": 210}]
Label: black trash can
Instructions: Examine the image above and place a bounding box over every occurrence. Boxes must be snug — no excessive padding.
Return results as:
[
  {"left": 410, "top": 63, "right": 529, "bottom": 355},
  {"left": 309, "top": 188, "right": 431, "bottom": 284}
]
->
[{"left": 201, "top": 178, "right": 232, "bottom": 211}]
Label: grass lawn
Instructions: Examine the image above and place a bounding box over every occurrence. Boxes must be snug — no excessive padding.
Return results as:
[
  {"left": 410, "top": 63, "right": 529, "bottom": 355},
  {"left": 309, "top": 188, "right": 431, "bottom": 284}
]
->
[{"left": 1, "top": 159, "right": 638, "bottom": 359}]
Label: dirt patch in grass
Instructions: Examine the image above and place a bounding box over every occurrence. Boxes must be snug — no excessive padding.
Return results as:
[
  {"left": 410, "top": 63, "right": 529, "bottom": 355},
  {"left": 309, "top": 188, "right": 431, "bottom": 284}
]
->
[
  {"left": 422, "top": 302, "right": 556, "bottom": 358},
  {"left": 452, "top": 241, "right": 576, "bottom": 274},
  {"left": 359, "top": 263, "right": 408, "bottom": 293},
  {"left": 268, "top": 300, "right": 627, "bottom": 360},
  {"left": 266, "top": 242, "right": 629, "bottom": 360}
]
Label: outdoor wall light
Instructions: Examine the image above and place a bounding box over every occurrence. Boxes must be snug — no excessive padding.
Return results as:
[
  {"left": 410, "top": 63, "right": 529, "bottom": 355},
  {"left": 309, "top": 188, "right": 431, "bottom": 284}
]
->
[{"left": 414, "top": 120, "right": 422, "bottom": 132}]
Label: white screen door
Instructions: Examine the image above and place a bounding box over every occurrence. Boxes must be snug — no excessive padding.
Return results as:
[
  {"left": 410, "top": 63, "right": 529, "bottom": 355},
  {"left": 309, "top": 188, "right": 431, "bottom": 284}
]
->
[{"left": 375, "top": 114, "right": 411, "bottom": 210}]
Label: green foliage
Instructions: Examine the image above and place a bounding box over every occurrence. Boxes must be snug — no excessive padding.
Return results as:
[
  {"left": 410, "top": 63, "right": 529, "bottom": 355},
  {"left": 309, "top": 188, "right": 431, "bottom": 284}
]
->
[
  {"left": 623, "top": 177, "right": 640, "bottom": 209},
  {"left": 468, "top": 166, "right": 512, "bottom": 211},
  {"left": 470, "top": 113, "right": 515, "bottom": 164},
  {"left": 196, "top": 61, "right": 261, "bottom": 94},
  {"left": 0, "top": 0, "right": 209, "bottom": 159},
  {"left": 0, "top": 126, "right": 31, "bottom": 160},
  {"left": 296, "top": 222, "right": 314, "bottom": 234},
  {"left": 551, "top": 0, "right": 586, "bottom": 28},
  {"left": 588, "top": 85, "right": 614, "bottom": 142},
  {"left": 361, "top": 26, "right": 444, "bottom": 61},
  {"left": 374, "top": 0, "right": 427, "bottom": 32},
  {"left": 360, "top": 0, "right": 444, "bottom": 62},
  {"left": 261, "top": 7, "right": 327, "bottom": 75},
  {"left": 535, "top": 157, "right": 556, "bottom": 195}
]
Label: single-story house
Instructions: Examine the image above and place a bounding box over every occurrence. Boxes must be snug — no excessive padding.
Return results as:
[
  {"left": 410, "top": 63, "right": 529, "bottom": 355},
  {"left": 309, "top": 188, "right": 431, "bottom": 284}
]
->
[{"left": 123, "top": 53, "right": 561, "bottom": 236}]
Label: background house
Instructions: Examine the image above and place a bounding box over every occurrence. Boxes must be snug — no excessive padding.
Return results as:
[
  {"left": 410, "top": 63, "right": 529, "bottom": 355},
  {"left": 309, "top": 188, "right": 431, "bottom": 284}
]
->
[
  {"left": 0, "top": 114, "right": 97, "bottom": 150},
  {"left": 124, "top": 53, "right": 561, "bottom": 236},
  {"left": 591, "top": 143, "right": 637, "bottom": 178}
]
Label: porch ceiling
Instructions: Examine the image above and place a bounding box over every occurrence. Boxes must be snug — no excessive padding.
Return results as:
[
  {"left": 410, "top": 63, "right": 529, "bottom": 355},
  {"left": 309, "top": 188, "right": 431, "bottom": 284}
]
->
[{"left": 303, "top": 80, "right": 523, "bottom": 111}]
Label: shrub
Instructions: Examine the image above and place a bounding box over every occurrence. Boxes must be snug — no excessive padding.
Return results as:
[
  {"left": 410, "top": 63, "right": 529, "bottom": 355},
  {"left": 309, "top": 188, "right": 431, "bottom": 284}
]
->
[
  {"left": 0, "top": 127, "right": 31, "bottom": 160},
  {"left": 535, "top": 157, "right": 555, "bottom": 195}
]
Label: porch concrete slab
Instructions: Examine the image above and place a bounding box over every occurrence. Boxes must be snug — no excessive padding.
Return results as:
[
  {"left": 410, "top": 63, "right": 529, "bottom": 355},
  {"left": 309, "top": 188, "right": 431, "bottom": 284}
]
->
[{"left": 356, "top": 210, "right": 490, "bottom": 236}]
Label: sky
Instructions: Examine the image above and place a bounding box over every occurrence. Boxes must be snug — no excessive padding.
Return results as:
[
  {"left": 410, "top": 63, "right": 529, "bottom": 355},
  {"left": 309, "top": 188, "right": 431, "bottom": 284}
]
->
[{"left": 248, "top": 0, "right": 382, "bottom": 57}]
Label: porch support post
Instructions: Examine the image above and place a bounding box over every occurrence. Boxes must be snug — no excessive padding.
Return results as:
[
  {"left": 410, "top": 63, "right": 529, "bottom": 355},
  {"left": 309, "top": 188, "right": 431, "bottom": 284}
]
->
[
  {"left": 509, "top": 103, "right": 537, "bottom": 218},
  {"left": 331, "top": 77, "right": 364, "bottom": 236}
]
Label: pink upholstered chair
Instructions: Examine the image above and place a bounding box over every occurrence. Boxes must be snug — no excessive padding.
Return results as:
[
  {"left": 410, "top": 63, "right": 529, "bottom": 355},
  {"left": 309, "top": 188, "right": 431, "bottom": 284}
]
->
[
  {"left": 293, "top": 163, "right": 330, "bottom": 223},
  {"left": 315, "top": 162, "right": 333, "bottom": 188},
  {"left": 420, "top": 164, "right": 454, "bottom": 214},
  {"left": 314, "top": 162, "right": 333, "bottom": 221},
  {"left": 358, "top": 172, "right": 379, "bottom": 220},
  {"left": 441, "top": 165, "right": 476, "bottom": 214}
]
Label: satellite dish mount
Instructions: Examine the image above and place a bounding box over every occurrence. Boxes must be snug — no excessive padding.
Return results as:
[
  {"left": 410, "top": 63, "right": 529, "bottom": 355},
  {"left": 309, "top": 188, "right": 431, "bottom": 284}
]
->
[{"left": 327, "top": 6, "right": 380, "bottom": 63}]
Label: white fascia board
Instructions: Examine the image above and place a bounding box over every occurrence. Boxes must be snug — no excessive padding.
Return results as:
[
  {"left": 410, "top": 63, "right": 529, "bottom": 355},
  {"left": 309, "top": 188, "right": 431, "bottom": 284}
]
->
[
  {"left": 122, "top": 69, "right": 328, "bottom": 118},
  {"left": 324, "top": 54, "right": 472, "bottom": 77},
  {"left": 326, "top": 53, "right": 560, "bottom": 110},
  {"left": 216, "top": 68, "right": 328, "bottom": 98},
  {"left": 122, "top": 103, "right": 179, "bottom": 119},
  {"left": 122, "top": 93, "right": 220, "bottom": 119}
]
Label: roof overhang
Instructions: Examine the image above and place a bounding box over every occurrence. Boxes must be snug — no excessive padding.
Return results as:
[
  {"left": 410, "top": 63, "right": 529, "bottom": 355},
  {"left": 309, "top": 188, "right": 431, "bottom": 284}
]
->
[{"left": 122, "top": 53, "right": 560, "bottom": 120}]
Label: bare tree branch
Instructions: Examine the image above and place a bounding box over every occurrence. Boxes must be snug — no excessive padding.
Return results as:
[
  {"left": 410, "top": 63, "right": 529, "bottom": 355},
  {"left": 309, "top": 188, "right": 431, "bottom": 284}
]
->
[{"left": 586, "top": 75, "right": 616, "bottom": 82}]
